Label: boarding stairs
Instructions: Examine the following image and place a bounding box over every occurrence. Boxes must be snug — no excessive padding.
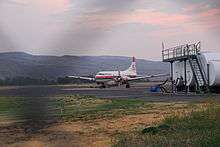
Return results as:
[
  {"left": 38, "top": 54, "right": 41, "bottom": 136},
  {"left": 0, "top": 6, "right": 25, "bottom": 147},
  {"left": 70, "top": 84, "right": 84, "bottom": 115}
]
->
[
  {"left": 188, "top": 56, "right": 209, "bottom": 93},
  {"left": 162, "top": 42, "right": 209, "bottom": 93}
]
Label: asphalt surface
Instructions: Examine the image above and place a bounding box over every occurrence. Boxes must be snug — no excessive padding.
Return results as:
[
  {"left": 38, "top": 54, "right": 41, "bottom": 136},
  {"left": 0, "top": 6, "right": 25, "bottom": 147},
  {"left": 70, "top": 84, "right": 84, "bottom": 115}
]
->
[{"left": 0, "top": 84, "right": 219, "bottom": 102}]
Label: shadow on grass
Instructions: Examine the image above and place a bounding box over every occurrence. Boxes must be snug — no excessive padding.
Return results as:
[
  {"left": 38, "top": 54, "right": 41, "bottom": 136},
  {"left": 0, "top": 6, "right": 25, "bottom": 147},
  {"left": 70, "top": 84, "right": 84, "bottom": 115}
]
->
[{"left": 0, "top": 95, "right": 59, "bottom": 134}]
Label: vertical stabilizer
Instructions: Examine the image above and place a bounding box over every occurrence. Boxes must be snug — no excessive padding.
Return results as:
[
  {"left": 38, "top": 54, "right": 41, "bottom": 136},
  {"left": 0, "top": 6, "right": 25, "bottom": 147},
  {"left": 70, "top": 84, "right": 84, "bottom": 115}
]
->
[{"left": 124, "top": 56, "right": 137, "bottom": 76}]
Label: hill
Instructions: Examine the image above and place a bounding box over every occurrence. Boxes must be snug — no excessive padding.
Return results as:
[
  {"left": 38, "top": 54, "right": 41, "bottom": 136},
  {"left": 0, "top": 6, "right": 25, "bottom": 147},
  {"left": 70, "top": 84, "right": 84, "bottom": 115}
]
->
[{"left": 0, "top": 52, "right": 169, "bottom": 80}]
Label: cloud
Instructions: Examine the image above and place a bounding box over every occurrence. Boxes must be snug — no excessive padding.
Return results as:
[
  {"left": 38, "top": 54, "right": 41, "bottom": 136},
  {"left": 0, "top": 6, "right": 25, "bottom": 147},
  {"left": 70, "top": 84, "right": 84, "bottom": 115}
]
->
[
  {"left": 32, "top": 0, "right": 70, "bottom": 14},
  {"left": 80, "top": 3, "right": 220, "bottom": 37},
  {"left": 0, "top": 0, "right": 220, "bottom": 59},
  {"left": 0, "top": 0, "right": 27, "bottom": 6},
  {"left": 0, "top": 28, "right": 16, "bottom": 50}
]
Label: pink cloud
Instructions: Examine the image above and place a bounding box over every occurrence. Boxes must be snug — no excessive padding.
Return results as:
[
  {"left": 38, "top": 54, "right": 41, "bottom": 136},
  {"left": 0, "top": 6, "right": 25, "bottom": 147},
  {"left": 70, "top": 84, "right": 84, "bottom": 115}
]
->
[
  {"left": 199, "top": 8, "right": 220, "bottom": 17},
  {"left": 126, "top": 9, "right": 191, "bottom": 26},
  {"left": 182, "top": 2, "right": 206, "bottom": 12},
  {"left": 79, "top": 5, "right": 220, "bottom": 38},
  {"left": 129, "top": 7, "right": 220, "bottom": 36},
  {"left": 194, "top": 8, "right": 220, "bottom": 30},
  {"left": 28, "top": 0, "right": 70, "bottom": 14},
  {"left": 81, "top": 9, "right": 191, "bottom": 29}
]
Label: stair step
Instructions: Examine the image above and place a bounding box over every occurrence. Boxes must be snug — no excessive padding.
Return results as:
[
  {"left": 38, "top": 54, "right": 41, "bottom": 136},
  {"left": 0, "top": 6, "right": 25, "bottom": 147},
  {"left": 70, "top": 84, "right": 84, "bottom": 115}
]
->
[{"left": 189, "top": 56, "right": 209, "bottom": 92}]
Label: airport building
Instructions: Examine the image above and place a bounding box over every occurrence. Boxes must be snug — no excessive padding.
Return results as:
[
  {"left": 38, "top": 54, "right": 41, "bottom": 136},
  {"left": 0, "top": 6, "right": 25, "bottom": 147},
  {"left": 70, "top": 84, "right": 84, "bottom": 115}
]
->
[{"left": 162, "top": 42, "right": 220, "bottom": 93}]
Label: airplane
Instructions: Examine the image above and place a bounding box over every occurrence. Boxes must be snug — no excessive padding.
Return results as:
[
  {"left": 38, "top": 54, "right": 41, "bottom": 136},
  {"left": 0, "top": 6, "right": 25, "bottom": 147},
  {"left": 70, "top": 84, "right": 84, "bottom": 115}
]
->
[{"left": 68, "top": 57, "right": 168, "bottom": 88}]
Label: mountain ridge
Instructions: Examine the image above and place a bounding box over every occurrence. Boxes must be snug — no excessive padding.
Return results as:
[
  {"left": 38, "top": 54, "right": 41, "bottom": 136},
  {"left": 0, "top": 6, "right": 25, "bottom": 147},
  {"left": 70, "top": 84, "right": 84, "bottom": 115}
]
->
[{"left": 0, "top": 52, "right": 169, "bottom": 80}]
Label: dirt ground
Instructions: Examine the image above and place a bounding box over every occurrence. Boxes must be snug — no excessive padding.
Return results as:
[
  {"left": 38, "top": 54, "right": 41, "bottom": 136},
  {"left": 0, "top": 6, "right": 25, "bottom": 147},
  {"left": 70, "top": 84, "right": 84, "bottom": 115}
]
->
[
  {"left": 0, "top": 113, "right": 163, "bottom": 147},
  {"left": 0, "top": 102, "right": 201, "bottom": 147},
  {"left": 0, "top": 84, "right": 213, "bottom": 147}
]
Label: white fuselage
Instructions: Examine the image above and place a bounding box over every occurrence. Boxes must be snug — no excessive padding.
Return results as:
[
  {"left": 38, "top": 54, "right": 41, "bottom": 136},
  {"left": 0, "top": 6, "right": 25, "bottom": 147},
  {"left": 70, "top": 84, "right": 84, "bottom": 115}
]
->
[
  {"left": 95, "top": 71, "right": 136, "bottom": 82},
  {"left": 95, "top": 58, "right": 137, "bottom": 86}
]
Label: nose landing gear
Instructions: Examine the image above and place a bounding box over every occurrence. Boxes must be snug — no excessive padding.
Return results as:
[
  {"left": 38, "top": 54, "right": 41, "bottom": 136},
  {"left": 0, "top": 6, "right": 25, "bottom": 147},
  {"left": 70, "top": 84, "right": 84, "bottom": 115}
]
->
[{"left": 97, "top": 83, "right": 106, "bottom": 88}]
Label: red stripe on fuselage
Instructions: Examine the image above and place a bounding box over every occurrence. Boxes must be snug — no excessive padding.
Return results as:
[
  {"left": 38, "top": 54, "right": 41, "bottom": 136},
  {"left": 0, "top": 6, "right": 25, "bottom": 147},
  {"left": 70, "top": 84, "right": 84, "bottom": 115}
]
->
[
  {"left": 95, "top": 75, "right": 114, "bottom": 79},
  {"left": 95, "top": 75, "right": 136, "bottom": 79}
]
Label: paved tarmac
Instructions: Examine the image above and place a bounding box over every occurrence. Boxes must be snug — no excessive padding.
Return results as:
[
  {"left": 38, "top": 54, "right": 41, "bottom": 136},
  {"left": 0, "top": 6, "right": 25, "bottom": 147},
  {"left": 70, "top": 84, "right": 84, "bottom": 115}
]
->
[{"left": 0, "top": 84, "right": 219, "bottom": 102}]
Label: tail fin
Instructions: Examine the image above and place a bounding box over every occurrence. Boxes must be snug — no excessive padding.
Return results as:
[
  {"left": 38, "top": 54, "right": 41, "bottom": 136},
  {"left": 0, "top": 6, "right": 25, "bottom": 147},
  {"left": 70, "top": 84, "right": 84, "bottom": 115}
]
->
[{"left": 125, "top": 56, "right": 137, "bottom": 75}]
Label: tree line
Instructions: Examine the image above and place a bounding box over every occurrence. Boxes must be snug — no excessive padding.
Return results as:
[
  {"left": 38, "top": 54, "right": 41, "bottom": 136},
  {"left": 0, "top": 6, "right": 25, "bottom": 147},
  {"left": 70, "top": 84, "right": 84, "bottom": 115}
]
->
[{"left": 0, "top": 76, "right": 92, "bottom": 86}]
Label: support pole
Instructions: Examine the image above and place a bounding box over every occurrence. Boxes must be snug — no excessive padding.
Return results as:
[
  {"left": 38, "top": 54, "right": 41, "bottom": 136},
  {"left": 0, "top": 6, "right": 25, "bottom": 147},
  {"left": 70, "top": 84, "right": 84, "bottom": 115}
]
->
[
  {"left": 207, "top": 64, "right": 210, "bottom": 87},
  {"left": 184, "top": 60, "right": 187, "bottom": 93},
  {"left": 170, "top": 62, "right": 174, "bottom": 93}
]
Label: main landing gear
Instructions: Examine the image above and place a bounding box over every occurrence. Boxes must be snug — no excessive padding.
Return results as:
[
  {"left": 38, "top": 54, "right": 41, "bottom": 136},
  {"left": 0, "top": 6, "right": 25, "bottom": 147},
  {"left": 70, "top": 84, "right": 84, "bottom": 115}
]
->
[
  {"left": 126, "top": 83, "right": 130, "bottom": 88},
  {"left": 98, "top": 82, "right": 130, "bottom": 88},
  {"left": 100, "top": 84, "right": 106, "bottom": 88}
]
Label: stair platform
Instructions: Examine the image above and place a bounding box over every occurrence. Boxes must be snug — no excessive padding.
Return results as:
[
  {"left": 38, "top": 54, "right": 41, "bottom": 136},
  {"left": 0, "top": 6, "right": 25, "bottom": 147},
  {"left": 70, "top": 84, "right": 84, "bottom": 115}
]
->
[{"left": 162, "top": 43, "right": 200, "bottom": 62}]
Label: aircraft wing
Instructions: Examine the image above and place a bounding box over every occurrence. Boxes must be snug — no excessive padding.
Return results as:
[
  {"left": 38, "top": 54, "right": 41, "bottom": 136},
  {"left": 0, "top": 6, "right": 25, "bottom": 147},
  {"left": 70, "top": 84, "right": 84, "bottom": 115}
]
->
[
  {"left": 127, "top": 74, "right": 169, "bottom": 81},
  {"left": 68, "top": 76, "right": 95, "bottom": 81}
]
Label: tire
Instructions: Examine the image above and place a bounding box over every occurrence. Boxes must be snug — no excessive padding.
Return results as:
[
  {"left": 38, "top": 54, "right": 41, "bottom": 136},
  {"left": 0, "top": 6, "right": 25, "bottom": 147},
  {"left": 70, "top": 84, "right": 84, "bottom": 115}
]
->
[
  {"left": 126, "top": 83, "right": 130, "bottom": 88},
  {"left": 99, "top": 83, "right": 106, "bottom": 88}
]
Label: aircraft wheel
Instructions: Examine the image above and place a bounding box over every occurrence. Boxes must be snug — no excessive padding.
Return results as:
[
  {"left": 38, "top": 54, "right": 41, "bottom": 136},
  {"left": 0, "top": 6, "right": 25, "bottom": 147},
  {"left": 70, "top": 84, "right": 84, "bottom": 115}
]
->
[
  {"left": 101, "top": 84, "right": 106, "bottom": 88},
  {"left": 126, "top": 83, "right": 130, "bottom": 88}
]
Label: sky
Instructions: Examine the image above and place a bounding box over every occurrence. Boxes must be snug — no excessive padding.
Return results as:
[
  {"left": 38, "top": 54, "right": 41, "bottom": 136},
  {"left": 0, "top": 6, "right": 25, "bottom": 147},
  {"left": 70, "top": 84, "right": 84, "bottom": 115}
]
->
[{"left": 0, "top": 0, "right": 220, "bottom": 60}]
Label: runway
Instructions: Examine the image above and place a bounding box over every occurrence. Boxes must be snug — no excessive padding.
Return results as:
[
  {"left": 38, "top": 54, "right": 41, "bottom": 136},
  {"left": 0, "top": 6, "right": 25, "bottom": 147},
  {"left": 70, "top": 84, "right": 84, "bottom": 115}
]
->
[{"left": 0, "top": 84, "right": 219, "bottom": 102}]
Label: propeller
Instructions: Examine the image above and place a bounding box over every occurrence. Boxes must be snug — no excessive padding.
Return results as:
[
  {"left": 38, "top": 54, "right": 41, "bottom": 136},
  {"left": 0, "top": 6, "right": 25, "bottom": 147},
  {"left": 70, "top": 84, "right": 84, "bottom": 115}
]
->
[
  {"left": 117, "top": 67, "right": 125, "bottom": 86},
  {"left": 113, "top": 67, "right": 122, "bottom": 86},
  {"left": 118, "top": 70, "right": 121, "bottom": 86}
]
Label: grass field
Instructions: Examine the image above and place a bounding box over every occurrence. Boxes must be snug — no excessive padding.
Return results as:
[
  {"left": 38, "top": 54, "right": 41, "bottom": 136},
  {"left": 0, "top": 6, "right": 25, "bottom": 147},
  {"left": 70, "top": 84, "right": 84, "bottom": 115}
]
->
[
  {"left": 0, "top": 95, "right": 198, "bottom": 122},
  {"left": 0, "top": 95, "right": 219, "bottom": 147},
  {"left": 113, "top": 100, "right": 220, "bottom": 147}
]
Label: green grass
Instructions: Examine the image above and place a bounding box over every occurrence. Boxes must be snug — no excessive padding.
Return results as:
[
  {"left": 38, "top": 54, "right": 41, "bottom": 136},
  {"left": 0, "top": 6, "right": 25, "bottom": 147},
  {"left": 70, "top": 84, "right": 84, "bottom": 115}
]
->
[
  {"left": 0, "top": 97, "right": 26, "bottom": 118},
  {"left": 113, "top": 102, "right": 220, "bottom": 147},
  {"left": 55, "top": 95, "right": 150, "bottom": 121},
  {"left": 0, "top": 95, "right": 152, "bottom": 121},
  {"left": 2, "top": 95, "right": 216, "bottom": 146},
  {"left": 0, "top": 95, "right": 198, "bottom": 122},
  {"left": 0, "top": 96, "right": 59, "bottom": 120}
]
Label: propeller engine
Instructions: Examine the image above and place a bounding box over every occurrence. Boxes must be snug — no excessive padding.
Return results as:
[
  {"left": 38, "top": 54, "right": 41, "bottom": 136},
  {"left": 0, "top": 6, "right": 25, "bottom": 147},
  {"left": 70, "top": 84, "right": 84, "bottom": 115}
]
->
[{"left": 115, "top": 70, "right": 124, "bottom": 86}]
